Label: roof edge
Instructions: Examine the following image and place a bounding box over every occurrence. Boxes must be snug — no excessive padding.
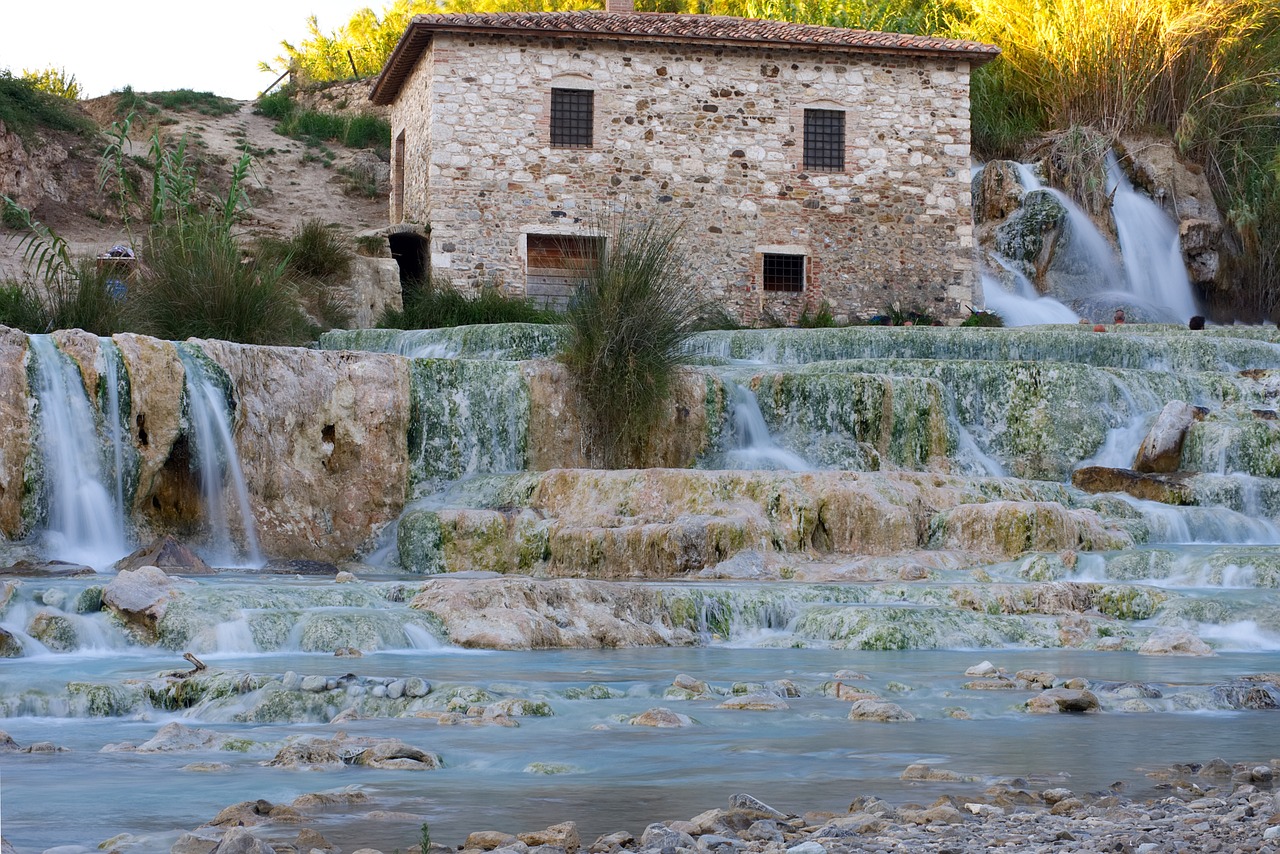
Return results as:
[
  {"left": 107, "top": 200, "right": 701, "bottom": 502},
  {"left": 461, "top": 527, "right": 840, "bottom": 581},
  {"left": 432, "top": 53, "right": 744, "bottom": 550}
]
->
[{"left": 370, "top": 13, "right": 999, "bottom": 106}]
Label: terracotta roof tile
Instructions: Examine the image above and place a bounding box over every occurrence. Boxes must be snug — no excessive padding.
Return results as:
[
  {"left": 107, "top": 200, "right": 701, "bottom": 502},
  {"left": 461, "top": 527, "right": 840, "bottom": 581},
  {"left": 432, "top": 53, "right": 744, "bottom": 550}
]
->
[{"left": 370, "top": 11, "right": 998, "bottom": 104}]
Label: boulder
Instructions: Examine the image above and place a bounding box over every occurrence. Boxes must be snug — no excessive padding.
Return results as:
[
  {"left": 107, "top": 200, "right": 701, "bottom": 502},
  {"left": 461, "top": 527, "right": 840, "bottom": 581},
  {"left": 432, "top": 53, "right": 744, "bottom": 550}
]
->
[
  {"left": 1139, "top": 628, "right": 1215, "bottom": 656},
  {"left": 629, "top": 707, "right": 694, "bottom": 728},
  {"left": 0, "top": 626, "right": 23, "bottom": 658},
  {"left": 210, "top": 826, "right": 274, "bottom": 854},
  {"left": 1025, "top": 688, "right": 1100, "bottom": 714},
  {"left": 519, "top": 822, "right": 580, "bottom": 854},
  {"left": 847, "top": 699, "right": 915, "bottom": 722},
  {"left": 465, "top": 832, "right": 521, "bottom": 851},
  {"left": 115, "top": 536, "right": 214, "bottom": 575},
  {"left": 351, "top": 740, "right": 442, "bottom": 770},
  {"left": 102, "top": 566, "right": 186, "bottom": 642},
  {"left": 1133, "top": 401, "right": 1202, "bottom": 473},
  {"left": 1071, "top": 466, "right": 1193, "bottom": 505},
  {"left": 0, "top": 731, "right": 20, "bottom": 751},
  {"left": 26, "top": 610, "right": 78, "bottom": 651},
  {"left": 639, "top": 824, "right": 695, "bottom": 851}
]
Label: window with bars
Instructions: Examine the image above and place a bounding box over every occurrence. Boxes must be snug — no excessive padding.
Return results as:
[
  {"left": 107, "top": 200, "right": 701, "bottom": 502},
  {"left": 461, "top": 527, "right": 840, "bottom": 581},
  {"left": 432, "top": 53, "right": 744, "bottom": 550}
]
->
[
  {"left": 762, "top": 253, "right": 805, "bottom": 292},
  {"left": 551, "top": 88, "right": 594, "bottom": 148},
  {"left": 803, "top": 108, "right": 845, "bottom": 171}
]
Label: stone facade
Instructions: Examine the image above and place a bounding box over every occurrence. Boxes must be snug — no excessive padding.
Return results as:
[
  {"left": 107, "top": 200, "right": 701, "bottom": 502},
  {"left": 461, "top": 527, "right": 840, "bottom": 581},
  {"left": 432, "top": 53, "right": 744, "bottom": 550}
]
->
[{"left": 377, "top": 15, "right": 992, "bottom": 324}]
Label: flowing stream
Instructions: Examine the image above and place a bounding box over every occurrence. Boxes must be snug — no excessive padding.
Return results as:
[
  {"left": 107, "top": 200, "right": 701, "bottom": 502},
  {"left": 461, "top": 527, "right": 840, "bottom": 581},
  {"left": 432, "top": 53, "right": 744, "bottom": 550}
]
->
[{"left": 5, "top": 322, "right": 1280, "bottom": 851}]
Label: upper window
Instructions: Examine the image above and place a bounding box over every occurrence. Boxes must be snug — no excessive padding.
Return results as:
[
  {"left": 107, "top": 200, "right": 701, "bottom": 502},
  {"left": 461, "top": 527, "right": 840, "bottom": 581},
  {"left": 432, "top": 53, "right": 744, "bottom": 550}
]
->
[
  {"left": 763, "top": 253, "right": 805, "bottom": 292},
  {"left": 803, "top": 108, "right": 845, "bottom": 171},
  {"left": 551, "top": 88, "right": 594, "bottom": 149}
]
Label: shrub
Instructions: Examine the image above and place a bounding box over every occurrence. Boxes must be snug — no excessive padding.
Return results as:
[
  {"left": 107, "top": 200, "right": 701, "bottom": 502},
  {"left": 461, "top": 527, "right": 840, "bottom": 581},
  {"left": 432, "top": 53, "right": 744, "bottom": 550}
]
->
[
  {"left": 255, "top": 91, "right": 295, "bottom": 121},
  {"left": 20, "top": 67, "right": 80, "bottom": 101},
  {"left": 560, "top": 215, "right": 704, "bottom": 468},
  {"left": 0, "top": 70, "right": 93, "bottom": 139},
  {"left": 380, "top": 277, "right": 558, "bottom": 329},
  {"left": 797, "top": 304, "right": 841, "bottom": 328},
  {"left": 257, "top": 220, "right": 355, "bottom": 330},
  {"left": 128, "top": 216, "right": 310, "bottom": 345},
  {"left": 961, "top": 309, "right": 1005, "bottom": 327}
]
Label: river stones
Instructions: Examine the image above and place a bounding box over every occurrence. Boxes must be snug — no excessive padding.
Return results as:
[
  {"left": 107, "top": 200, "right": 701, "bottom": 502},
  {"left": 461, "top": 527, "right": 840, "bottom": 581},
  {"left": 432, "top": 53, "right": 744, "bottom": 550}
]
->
[
  {"left": 629, "top": 707, "right": 694, "bottom": 728},
  {"left": 116, "top": 722, "right": 239, "bottom": 753},
  {"left": 519, "top": 821, "right": 580, "bottom": 853},
  {"left": 465, "top": 831, "right": 521, "bottom": 850},
  {"left": 1139, "top": 628, "right": 1215, "bottom": 656},
  {"left": 209, "top": 826, "right": 275, "bottom": 854},
  {"left": 847, "top": 699, "right": 915, "bottom": 722},
  {"left": 718, "top": 693, "right": 790, "bottom": 711},
  {"left": 1025, "top": 688, "right": 1101, "bottom": 714},
  {"left": 0, "top": 626, "right": 23, "bottom": 658}
]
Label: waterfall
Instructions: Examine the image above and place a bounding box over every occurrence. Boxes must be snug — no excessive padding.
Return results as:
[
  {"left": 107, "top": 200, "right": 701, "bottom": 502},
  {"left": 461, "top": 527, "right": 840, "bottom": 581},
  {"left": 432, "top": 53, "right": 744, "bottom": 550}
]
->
[
  {"left": 980, "top": 273, "right": 1080, "bottom": 327},
  {"left": 1014, "top": 164, "right": 1125, "bottom": 293},
  {"left": 723, "top": 383, "right": 812, "bottom": 471},
  {"left": 28, "top": 336, "right": 128, "bottom": 569},
  {"left": 176, "top": 348, "right": 263, "bottom": 568},
  {"left": 100, "top": 339, "right": 131, "bottom": 523},
  {"left": 1107, "top": 153, "right": 1199, "bottom": 324}
]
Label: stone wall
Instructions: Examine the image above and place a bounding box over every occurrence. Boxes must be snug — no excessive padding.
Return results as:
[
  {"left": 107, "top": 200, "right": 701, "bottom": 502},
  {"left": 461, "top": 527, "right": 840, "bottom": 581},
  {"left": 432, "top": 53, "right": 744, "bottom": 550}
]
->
[{"left": 388, "top": 33, "right": 977, "bottom": 324}]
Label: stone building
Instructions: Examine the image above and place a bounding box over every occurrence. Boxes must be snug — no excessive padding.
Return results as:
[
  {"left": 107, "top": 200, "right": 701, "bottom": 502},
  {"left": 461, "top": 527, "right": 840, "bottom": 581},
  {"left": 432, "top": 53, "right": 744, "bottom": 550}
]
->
[{"left": 370, "top": 4, "right": 998, "bottom": 323}]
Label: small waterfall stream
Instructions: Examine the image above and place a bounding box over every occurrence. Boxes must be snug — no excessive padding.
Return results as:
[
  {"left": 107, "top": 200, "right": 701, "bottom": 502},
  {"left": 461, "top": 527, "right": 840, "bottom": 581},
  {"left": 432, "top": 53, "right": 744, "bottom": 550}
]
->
[
  {"left": 28, "top": 336, "right": 128, "bottom": 569},
  {"left": 1107, "top": 152, "right": 1199, "bottom": 323},
  {"left": 723, "top": 383, "right": 812, "bottom": 471},
  {"left": 176, "top": 348, "right": 263, "bottom": 568}
]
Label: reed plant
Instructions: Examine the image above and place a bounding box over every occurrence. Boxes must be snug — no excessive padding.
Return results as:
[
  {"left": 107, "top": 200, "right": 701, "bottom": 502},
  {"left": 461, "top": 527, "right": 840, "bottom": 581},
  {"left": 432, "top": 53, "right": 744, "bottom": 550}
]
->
[{"left": 560, "top": 215, "right": 704, "bottom": 468}]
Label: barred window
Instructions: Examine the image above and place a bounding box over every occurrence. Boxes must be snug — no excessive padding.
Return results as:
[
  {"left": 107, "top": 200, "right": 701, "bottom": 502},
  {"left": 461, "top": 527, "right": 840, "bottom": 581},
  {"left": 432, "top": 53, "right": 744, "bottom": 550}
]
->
[
  {"left": 763, "top": 254, "right": 805, "bottom": 292},
  {"left": 551, "top": 88, "right": 594, "bottom": 148},
  {"left": 803, "top": 108, "right": 845, "bottom": 171}
]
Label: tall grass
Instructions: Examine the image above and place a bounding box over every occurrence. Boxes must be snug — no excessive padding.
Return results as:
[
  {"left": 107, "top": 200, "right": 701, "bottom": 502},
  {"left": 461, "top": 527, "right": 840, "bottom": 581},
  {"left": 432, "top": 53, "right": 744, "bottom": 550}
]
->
[
  {"left": 128, "top": 218, "right": 310, "bottom": 345},
  {"left": 560, "top": 216, "right": 704, "bottom": 468},
  {"left": 952, "top": 0, "right": 1280, "bottom": 142}
]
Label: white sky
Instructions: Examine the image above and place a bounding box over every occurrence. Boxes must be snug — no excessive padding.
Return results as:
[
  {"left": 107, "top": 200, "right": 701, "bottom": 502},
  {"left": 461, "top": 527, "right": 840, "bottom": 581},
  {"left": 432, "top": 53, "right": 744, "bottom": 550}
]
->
[{"left": 1, "top": 0, "right": 375, "bottom": 100}]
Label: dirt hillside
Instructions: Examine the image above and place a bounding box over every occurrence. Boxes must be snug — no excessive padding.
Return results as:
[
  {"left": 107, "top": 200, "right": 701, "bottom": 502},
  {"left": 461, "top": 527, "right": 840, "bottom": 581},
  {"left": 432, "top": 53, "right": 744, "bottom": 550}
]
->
[{"left": 1, "top": 91, "right": 389, "bottom": 281}]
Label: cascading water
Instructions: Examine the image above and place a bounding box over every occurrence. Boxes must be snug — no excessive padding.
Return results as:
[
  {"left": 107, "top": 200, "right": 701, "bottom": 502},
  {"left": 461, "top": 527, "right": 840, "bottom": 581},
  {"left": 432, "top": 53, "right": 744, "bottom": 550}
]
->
[
  {"left": 100, "top": 338, "right": 132, "bottom": 524},
  {"left": 722, "top": 383, "right": 811, "bottom": 471},
  {"left": 27, "top": 335, "right": 128, "bottom": 569},
  {"left": 980, "top": 273, "right": 1080, "bottom": 327},
  {"left": 1107, "top": 152, "right": 1199, "bottom": 324},
  {"left": 175, "top": 347, "right": 263, "bottom": 568}
]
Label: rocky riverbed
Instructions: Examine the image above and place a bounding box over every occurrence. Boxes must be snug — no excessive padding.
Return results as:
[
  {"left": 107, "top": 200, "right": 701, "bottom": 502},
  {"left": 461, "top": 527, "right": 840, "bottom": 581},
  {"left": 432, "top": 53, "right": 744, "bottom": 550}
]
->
[{"left": 28, "top": 756, "right": 1280, "bottom": 854}]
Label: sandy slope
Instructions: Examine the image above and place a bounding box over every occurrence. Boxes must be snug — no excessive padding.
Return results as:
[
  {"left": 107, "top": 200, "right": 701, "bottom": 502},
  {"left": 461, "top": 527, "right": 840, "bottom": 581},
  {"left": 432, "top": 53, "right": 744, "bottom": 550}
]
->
[{"left": 1, "top": 97, "right": 389, "bottom": 281}]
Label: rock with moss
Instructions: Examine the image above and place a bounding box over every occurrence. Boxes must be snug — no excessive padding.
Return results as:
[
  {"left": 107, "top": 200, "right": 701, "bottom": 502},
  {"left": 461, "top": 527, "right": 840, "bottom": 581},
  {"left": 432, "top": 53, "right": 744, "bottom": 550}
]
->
[{"left": 26, "top": 610, "right": 76, "bottom": 651}]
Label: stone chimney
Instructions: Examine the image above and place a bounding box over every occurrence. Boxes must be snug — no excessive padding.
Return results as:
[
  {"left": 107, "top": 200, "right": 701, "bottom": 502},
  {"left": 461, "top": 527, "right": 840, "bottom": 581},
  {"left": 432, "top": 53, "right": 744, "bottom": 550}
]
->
[{"left": 605, "top": 0, "right": 635, "bottom": 11}]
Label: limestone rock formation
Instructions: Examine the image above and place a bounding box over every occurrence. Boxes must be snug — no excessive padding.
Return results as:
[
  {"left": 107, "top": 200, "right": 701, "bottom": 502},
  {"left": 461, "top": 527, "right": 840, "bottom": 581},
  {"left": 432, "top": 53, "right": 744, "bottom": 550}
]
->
[
  {"left": 1071, "top": 466, "right": 1194, "bottom": 505},
  {"left": 197, "top": 340, "right": 411, "bottom": 560},
  {"left": 409, "top": 577, "right": 697, "bottom": 649},
  {"left": 0, "top": 327, "right": 32, "bottom": 538},
  {"left": 1139, "top": 629, "right": 1215, "bottom": 656}
]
